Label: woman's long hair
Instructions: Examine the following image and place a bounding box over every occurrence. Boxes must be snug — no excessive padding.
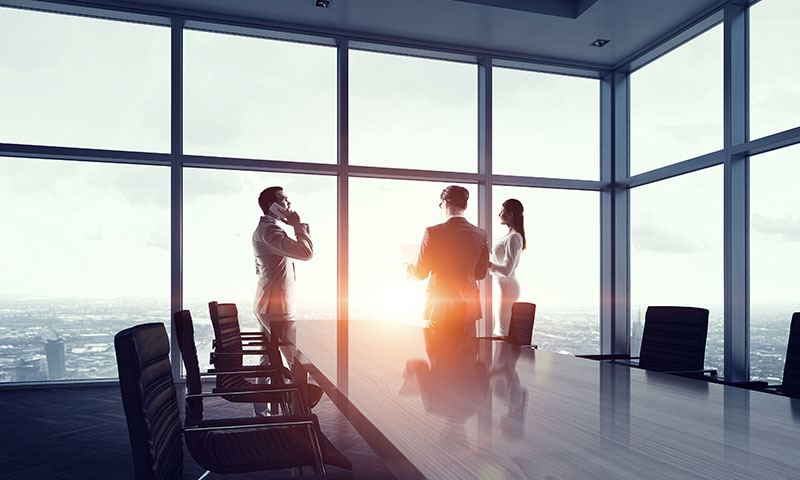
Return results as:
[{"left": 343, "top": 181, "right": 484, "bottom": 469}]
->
[{"left": 502, "top": 198, "right": 526, "bottom": 250}]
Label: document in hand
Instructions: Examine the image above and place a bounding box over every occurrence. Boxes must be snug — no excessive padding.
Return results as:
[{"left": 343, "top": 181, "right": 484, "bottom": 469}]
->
[{"left": 399, "top": 244, "right": 419, "bottom": 263}]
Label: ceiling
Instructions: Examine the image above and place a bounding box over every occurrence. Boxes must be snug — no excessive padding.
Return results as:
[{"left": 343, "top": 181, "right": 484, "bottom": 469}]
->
[{"left": 113, "top": 0, "right": 723, "bottom": 68}]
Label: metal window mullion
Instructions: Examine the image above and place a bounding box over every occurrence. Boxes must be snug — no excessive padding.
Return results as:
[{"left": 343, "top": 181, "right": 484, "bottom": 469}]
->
[
  {"left": 612, "top": 72, "right": 631, "bottom": 355},
  {"left": 169, "top": 17, "right": 184, "bottom": 381},
  {"left": 600, "top": 74, "right": 614, "bottom": 354},
  {"left": 477, "top": 58, "right": 492, "bottom": 339},
  {"left": 723, "top": 4, "right": 749, "bottom": 383},
  {"left": 336, "top": 39, "right": 349, "bottom": 398}
]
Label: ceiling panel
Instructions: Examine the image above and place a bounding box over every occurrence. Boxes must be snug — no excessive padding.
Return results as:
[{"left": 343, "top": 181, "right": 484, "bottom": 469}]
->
[{"left": 90, "top": 0, "right": 723, "bottom": 67}]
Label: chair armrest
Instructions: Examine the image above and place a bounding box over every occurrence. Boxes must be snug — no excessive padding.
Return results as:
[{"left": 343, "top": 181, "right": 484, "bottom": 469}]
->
[
  {"left": 212, "top": 350, "right": 266, "bottom": 355},
  {"left": 576, "top": 354, "right": 635, "bottom": 361},
  {"left": 654, "top": 368, "right": 718, "bottom": 380},
  {"left": 207, "top": 365, "right": 291, "bottom": 380},
  {"left": 186, "top": 386, "right": 303, "bottom": 398},
  {"left": 207, "top": 365, "right": 283, "bottom": 373},
  {"left": 240, "top": 331, "right": 267, "bottom": 336},
  {"left": 185, "top": 413, "right": 317, "bottom": 431},
  {"left": 726, "top": 380, "right": 770, "bottom": 389},
  {"left": 200, "top": 369, "right": 283, "bottom": 378},
  {"left": 476, "top": 336, "right": 505, "bottom": 341},
  {"left": 187, "top": 387, "right": 307, "bottom": 412}
]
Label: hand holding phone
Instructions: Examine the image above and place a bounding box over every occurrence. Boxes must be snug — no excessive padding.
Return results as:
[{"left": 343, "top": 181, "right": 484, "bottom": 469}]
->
[{"left": 268, "top": 202, "right": 290, "bottom": 222}]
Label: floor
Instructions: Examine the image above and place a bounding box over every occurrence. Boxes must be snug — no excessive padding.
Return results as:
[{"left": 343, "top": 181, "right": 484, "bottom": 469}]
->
[{"left": 0, "top": 383, "right": 395, "bottom": 479}]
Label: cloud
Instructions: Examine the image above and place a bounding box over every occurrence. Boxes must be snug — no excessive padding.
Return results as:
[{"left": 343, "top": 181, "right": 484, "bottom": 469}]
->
[
  {"left": 632, "top": 221, "right": 709, "bottom": 254},
  {"left": 84, "top": 227, "right": 103, "bottom": 242},
  {"left": 752, "top": 213, "right": 800, "bottom": 242},
  {"left": 147, "top": 222, "right": 169, "bottom": 250}
]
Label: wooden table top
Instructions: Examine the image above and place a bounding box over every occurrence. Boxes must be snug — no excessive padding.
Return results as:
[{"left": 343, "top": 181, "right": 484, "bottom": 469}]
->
[{"left": 295, "top": 320, "right": 800, "bottom": 480}]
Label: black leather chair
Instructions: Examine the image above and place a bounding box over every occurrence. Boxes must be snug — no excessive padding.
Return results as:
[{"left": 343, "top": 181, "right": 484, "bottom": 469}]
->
[
  {"left": 206, "top": 302, "right": 324, "bottom": 409},
  {"left": 208, "top": 301, "right": 287, "bottom": 379},
  {"left": 175, "top": 310, "right": 309, "bottom": 418},
  {"left": 779, "top": 312, "right": 800, "bottom": 397},
  {"left": 478, "top": 302, "right": 537, "bottom": 349},
  {"left": 730, "top": 312, "right": 800, "bottom": 398},
  {"left": 507, "top": 302, "right": 536, "bottom": 347},
  {"left": 579, "top": 306, "right": 717, "bottom": 380},
  {"left": 115, "top": 322, "right": 353, "bottom": 479}
]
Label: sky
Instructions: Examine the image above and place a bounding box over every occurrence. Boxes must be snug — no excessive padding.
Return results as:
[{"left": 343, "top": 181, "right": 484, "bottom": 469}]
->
[{"left": 0, "top": 1, "right": 798, "bottom": 340}]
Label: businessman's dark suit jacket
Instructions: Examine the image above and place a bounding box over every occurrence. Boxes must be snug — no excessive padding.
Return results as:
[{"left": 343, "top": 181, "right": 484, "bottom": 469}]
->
[{"left": 408, "top": 216, "right": 490, "bottom": 326}]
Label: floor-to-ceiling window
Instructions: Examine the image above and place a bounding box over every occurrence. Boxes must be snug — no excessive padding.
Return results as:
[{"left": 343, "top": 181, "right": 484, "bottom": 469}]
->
[
  {"left": 748, "top": 0, "right": 800, "bottom": 382},
  {"left": 492, "top": 67, "right": 600, "bottom": 354},
  {"left": 0, "top": 7, "right": 170, "bottom": 382},
  {"left": 628, "top": 23, "right": 724, "bottom": 373}
]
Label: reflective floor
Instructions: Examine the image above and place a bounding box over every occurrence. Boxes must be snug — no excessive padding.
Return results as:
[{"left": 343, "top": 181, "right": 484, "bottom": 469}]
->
[{"left": 0, "top": 383, "right": 393, "bottom": 479}]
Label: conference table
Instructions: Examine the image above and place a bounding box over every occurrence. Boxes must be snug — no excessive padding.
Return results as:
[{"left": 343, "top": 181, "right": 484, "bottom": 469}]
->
[{"left": 293, "top": 320, "right": 800, "bottom": 479}]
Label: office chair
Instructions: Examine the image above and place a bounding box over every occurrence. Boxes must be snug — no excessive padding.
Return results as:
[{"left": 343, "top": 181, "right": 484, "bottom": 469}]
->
[
  {"left": 115, "top": 322, "right": 353, "bottom": 479},
  {"left": 206, "top": 302, "right": 324, "bottom": 409},
  {"left": 579, "top": 306, "right": 717, "bottom": 380},
  {"left": 507, "top": 302, "right": 536, "bottom": 347},
  {"left": 478, "top": 302, "right": 537, "bottom": 349},
  {"left": 729, "top": 312, "right": 800, "bottom": 398},
  {"left": 175, "top": 309, "right": 309, "bottom": 419},
  {"left": 207, "top": 301, "right": 286, "bottom": 375}
]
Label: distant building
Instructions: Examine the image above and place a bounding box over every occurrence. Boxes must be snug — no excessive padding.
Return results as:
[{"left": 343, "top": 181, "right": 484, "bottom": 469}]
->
[
  {"left": 631, "top": 307, "right": 644, "bottom": 356},
  {"left": 46, "top": 339, "right": 66, "bottom": 380},
  {"left": 15, "top": 357, "right": 47, "bottom": 382}
]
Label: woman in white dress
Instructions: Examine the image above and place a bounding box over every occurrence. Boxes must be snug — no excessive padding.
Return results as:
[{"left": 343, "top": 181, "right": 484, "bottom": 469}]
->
[{"left": 489, "top": 198, "right": 526, "bottom": 337}]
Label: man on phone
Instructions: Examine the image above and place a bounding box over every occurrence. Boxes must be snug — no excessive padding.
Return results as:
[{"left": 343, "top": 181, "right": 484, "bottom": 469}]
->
[
  {"left": 405, "top": 185, "right": 490, "bottom": 334},
  {"left": 253, "top": 186, "right": 320, "bottom": 411}
]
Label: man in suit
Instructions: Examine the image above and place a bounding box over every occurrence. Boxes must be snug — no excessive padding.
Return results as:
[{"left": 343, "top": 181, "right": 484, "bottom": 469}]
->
[
  {"left": 405, "top": 185, "right": 490, "bottom": 335},
  {"left": 253, "top": 186, "right": 322, "bottom": 412},
  {"left": 253, "top": 186, "right": 312, "bottom": 363}
]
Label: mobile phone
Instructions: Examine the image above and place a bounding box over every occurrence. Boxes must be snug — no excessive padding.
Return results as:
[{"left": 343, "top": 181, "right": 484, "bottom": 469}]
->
[{"left": 268, "top": 201, "right": 290, "bottom": 221}]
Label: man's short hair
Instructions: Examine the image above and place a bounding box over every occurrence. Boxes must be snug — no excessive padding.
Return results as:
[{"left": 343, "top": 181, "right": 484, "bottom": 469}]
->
[
  {"left": 258, "top": 186, "right": 283, "bottom": 215},
  {"left": 440, "top": 185, "right": 469, "bottom": 210}
]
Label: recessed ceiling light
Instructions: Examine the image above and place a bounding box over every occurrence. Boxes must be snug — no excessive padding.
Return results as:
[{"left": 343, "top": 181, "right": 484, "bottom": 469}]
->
[
  {"left": 590, "top": 38, "right": 611, "bottom": 48},
  {"left": 315, "top": 0, "right": 330, "bottom": 7}
]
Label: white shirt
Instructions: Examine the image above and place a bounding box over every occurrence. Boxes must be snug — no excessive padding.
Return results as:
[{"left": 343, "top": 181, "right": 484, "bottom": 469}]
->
[{"left": 490, "top": 231, "right": 523, "bottom": 278}]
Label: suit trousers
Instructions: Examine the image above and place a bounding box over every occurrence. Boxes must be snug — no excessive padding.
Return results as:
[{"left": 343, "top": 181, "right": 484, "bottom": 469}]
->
[{"left": 253, "top": 312, "right": 296, "bottom": 414}]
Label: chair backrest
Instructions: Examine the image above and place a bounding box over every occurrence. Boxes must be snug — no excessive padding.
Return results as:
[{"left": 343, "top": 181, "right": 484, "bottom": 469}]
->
[
  {"left": 781, "top": 313, "right": 800, "bottom": 397},
  {"left": 174, "top": 310, "right": 203, "bottom": 426},
  {"left": 208, "top": 301, "right": 244, "bottom": 369},
  {"left": 507, "top": 302, "right": 536, "bottom": 345},
  {"left": 638, "top": 306, "right": 709, "bottom": 372},
  {"left": 114, "top": 323, "right": 183, "bottom": 480}
]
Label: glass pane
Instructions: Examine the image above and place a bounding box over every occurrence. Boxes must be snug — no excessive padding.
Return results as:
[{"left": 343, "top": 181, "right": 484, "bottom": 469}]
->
[
  {"left": 750, "top": 145, "right": 800, "bottom": 382},
  {"left": 0, "top": 158, "right": 169, "bottom": 383},
  {"left": 630, "top": 25, "right": 722, "bottom": 175},
  {"left": 184, "top": 30, "right": 336, "bottom": 163},
  {"left": 349, "top": 179, "right": 478, "bottom": 324},
  {"left": 630, "top": 166, "right": 723, "bottom": 375},
  {"left": 491, "top": 187, "right": 600, "bottom": 354},
  {"left": 493, "top": 68, "right": 599, "bottom": 180},
  {"left": 750, "top": 0, "right": 800, "bottom": 140},
  {"left": 349, "top": 50, "right": 477, "bottom": 172},
  {"left": 184, "top": 169, "right": 337, "bottom": 382},
  {"left": 0, "top": 7, "right": 169, "bottom": 152}
]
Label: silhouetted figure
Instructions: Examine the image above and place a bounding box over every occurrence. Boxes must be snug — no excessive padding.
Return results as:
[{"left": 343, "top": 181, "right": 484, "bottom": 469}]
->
[
  {"left": 489, "top": 198, "right": 526, "bottom": 337},
  {"left": 405, "top": 185, "right": 490, "bottom": 334},
  {"left": 253, "top": 186, "right": 313, "bottom": 414}
]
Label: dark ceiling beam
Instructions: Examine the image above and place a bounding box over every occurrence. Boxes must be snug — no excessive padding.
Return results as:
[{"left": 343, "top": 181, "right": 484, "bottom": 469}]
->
[{"left": 453, "top": 0, "right": 599, "bottom": 19}]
